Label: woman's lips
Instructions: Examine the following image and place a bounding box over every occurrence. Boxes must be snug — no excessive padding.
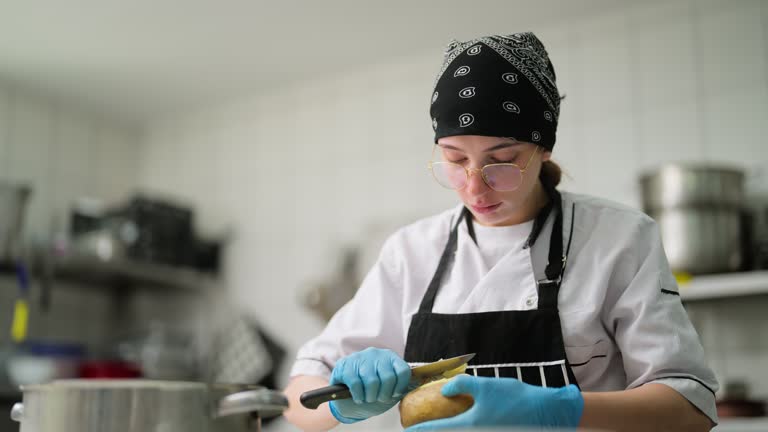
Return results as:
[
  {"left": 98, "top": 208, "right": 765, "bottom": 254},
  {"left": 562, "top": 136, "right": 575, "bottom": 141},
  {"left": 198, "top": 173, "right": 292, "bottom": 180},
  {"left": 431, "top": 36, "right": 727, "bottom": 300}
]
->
[{"left": 471, "top": 203, "right": 502, "bottom": 214}]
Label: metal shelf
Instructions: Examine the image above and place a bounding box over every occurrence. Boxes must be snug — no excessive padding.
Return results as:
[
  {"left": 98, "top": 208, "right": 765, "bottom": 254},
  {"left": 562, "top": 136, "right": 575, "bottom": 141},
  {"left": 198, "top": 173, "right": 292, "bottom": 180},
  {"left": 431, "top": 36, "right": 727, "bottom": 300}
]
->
[
  {"left": 45, "top": 254, "right": 216, "bottom": 291},
  {"left": 1, "top": 254, "right": 217, "bottom": 292},
  {"left": 714, "top": 417, "right": 768, "bottom": 431},
  {"left": 679, "top": 271, "right": 768, "bottom": 302},
  {"left": 0, "top": 386, "right": 20, "bottom": 402}
]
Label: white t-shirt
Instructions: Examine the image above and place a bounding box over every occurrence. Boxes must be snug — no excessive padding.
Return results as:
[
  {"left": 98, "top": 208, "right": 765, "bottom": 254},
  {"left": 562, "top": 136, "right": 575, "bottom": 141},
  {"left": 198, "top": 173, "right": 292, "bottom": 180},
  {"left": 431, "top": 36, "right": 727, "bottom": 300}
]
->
[{"left": 472, "top": 220, "right": 534, "bottom": 270}]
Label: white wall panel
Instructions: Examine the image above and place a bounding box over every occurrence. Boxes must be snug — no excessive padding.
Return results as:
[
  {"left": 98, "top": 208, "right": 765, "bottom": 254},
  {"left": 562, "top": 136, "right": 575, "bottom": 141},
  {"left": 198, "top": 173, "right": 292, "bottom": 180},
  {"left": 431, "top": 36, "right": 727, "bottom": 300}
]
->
[
  {"left": 694, "top": 0, "right": 766, "bottom": 98},
  {"left": 49, "top": 111, "right": 96, "bottom": 233},
  {"left": 627, "top": 1, "right": 698, "bottom": 109},
  {"left": 700, "top": 85, "right": 768, "bottom": 167},
  {"left": 7, "top": 96, "right": 53, "bottom": 240},
  {"left": 637, "top": 100, "right": 702, "bottom": 171},
  {"left": 0, "top": 87, "right": 9, "bottom": 176}
]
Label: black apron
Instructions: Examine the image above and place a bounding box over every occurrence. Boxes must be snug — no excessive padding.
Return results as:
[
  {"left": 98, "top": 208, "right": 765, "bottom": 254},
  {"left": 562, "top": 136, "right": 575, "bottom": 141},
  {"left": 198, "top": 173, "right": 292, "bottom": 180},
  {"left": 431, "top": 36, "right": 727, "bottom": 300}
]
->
[{"left": 403, "top": 189, "right": 578, "bottom": 388}]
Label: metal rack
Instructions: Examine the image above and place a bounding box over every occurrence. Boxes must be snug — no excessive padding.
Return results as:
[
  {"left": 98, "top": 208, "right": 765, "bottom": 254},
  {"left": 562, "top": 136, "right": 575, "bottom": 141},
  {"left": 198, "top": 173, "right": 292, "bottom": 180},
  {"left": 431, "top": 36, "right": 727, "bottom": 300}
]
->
[
  {"left": 679, "top": 271, "right": 768, "bottom": 302},
  {"left": 43, "top": 253, "right": 215, "bottom": 291}
]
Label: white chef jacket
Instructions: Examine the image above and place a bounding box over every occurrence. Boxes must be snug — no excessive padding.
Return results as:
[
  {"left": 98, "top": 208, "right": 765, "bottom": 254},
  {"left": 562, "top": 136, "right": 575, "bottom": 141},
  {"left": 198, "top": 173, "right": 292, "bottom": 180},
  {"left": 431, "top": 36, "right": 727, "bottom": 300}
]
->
[{"left": 290, "top": 191, "right": 719, "bottom": 423}]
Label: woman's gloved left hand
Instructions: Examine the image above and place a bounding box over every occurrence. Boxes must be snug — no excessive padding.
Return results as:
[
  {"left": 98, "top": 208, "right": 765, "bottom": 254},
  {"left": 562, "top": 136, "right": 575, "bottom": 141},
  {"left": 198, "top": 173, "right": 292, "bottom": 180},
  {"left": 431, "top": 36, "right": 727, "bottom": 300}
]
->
[{"left": 405, "top": 375, "right": 584, "bottom": 431}]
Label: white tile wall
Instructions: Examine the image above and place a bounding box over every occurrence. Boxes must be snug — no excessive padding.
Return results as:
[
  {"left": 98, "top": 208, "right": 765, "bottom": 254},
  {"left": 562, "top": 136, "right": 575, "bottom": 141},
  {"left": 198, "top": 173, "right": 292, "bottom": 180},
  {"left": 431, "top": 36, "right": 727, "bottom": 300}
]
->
[{"left": 135, "top": 0, "right": 768, "bottom": 414}]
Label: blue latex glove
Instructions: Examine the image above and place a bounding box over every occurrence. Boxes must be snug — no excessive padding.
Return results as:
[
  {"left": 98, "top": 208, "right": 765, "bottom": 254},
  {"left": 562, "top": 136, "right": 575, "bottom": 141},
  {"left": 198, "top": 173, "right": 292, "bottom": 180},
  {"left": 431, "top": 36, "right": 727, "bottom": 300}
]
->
[
  {"left": 405, "top": 375, "right": 584, "bottom": 431},
  {"left": 328, "top": 347, "right": 412, "bottom": 424}
]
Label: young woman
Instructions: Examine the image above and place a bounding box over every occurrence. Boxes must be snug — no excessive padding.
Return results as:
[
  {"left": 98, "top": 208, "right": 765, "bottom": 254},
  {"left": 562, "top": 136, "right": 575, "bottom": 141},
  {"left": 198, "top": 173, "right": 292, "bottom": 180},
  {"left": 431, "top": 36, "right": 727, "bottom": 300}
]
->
[{"left": 284, "top": 32, "right": 718, "bottom": 431}]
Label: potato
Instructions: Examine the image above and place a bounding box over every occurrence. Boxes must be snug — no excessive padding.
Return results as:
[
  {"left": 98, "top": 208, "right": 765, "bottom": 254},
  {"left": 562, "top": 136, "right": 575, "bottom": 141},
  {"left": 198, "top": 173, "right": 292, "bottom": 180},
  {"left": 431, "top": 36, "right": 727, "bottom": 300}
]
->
[{"left": 399, "top": 378, "right": 474, "bottom": 428}]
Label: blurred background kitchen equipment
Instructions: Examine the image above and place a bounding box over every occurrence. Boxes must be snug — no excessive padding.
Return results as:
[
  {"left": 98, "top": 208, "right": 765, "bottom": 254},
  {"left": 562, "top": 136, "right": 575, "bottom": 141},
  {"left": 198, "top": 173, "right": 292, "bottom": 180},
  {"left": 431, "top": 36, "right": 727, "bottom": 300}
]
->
[
  {"left": 300, "top": 246, "right": 361, "bottom": 322},
  {"left": 0, "top": 182, "right": 32, "bottom": 264},
  {"left": 208, "top": 315, "right": 273, "bottom": 386},
  {"left": 640, "top": 164, "right": 746, "bottom": 274},
  {"left": 109, "top": 195, "right": 194, "bottom": 267},
  {"left": 716, "top": 380, "right": 767, "bottom": 418},
  {"left": 6, "top": 341, "right": 86, "bottom": 387},
  {"left": 77, "top": 360, "right": 142, "bottom": 379},
  {"left": 115, "top": 323, "right": 199, "bottom": 381},
  {"left": 10, "top": 261, "right": 31, "bottom": 343},
  {"left": 744, "top": 172, "right": 768, "bottom": 271},
  {"left": 10, "top": 379, "right": 288, "bottom": 432},
  {"left": 66, "top": 194, "right": 222, "bottom": 273}
]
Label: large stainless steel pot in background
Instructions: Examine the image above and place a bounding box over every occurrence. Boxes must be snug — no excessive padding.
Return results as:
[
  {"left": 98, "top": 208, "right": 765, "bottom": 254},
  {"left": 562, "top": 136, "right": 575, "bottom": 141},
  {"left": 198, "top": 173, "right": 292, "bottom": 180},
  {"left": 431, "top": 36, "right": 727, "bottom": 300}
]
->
[
  {"left": 10, "top": 379, "right": 288, "bottom": 432},
  {"left": 648, "top": 208, "right": 743, "bottom": 274},
  {"left": 640, "top": 164, "right": 745, "bottom": 274},
  {"left": 640, "top": 164, "right": 745, "bottom": 209}
]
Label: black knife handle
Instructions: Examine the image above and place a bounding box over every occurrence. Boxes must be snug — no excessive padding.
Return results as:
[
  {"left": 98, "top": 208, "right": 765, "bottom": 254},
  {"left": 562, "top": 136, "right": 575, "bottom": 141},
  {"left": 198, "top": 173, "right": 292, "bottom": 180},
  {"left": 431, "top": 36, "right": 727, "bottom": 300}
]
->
[{"left": 300, "top": 384, "right": 352, "bottom": 409}]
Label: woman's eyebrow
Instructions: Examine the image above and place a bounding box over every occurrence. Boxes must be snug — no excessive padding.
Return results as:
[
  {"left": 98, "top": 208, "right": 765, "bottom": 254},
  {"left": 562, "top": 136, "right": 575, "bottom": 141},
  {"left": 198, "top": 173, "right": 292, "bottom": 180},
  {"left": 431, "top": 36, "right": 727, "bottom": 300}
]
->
[
  {"left": 483, "top": 142, "right": 521, "bottom": 152},
  {"left": 437, "top": 141, "right": 520, "bottom": 152}
]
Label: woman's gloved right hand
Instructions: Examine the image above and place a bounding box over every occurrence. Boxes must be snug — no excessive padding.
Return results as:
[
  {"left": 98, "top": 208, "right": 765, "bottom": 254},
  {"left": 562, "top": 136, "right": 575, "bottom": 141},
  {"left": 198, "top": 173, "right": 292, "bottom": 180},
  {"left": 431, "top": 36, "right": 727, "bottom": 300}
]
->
[{"left": 328, "top": 347, "right": 412, "bottom": 424}]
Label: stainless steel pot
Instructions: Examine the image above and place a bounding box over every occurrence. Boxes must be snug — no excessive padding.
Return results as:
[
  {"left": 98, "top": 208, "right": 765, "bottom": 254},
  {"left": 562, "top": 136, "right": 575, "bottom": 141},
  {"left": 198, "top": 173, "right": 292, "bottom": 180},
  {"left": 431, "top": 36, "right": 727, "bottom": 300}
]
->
[
  {"left": 640, "top": 164, "right": 744, "bottom": 210},
  {"left": 10, "top": 379, "right": 288, "bottom": 432},
  {"left": 640, "top": 164, "right": 746, "bottom": 274},
  {"left": 0, "top": 182, "right": 32, "bottom": 262},
  {"left": 649, "top": 208, "right": 743, "bottom": 274}
]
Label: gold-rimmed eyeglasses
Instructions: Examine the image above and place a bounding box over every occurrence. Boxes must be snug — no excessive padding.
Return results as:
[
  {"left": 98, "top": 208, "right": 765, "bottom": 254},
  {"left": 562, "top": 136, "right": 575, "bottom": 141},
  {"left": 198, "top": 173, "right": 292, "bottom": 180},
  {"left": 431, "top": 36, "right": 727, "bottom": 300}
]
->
[{"left": 428, "top": 145, "right": 540, "bottom": 192}]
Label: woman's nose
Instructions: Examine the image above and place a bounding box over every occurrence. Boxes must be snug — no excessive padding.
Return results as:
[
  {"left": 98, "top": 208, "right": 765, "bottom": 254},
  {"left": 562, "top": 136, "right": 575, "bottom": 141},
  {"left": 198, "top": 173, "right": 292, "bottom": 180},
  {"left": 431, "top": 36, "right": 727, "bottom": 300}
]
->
[{"left": 465, "top": 168, "right": 490, "bottom": 195}]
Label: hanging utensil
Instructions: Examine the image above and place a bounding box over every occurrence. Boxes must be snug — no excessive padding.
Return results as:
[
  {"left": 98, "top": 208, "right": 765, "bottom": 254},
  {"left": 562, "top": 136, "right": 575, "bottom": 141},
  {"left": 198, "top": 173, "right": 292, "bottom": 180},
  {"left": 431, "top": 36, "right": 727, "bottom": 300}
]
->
[{"left": 11, "top": 261, "right": 31, "bottom": 343}]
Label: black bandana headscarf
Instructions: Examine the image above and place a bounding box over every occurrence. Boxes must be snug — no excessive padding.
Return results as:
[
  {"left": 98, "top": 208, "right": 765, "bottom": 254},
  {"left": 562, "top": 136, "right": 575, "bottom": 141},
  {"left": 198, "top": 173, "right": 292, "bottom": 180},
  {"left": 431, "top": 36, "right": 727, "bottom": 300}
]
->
[{"left": 430, "top": 32, "right": 561, "bottom": 151}]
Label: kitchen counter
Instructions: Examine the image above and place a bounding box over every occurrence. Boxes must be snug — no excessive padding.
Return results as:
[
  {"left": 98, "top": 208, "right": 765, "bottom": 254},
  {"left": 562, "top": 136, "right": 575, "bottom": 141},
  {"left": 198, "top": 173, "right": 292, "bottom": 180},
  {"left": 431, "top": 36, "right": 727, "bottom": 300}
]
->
[{"left": 714, "top": 418, "right": 768, "bottom": 431}]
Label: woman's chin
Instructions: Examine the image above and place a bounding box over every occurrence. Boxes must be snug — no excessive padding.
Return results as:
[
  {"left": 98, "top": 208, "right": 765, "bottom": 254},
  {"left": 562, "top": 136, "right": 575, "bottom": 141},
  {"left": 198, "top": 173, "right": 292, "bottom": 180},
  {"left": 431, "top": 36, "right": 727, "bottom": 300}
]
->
[{"left": 470, "top": 207, "right": 508, "bottom": 226}]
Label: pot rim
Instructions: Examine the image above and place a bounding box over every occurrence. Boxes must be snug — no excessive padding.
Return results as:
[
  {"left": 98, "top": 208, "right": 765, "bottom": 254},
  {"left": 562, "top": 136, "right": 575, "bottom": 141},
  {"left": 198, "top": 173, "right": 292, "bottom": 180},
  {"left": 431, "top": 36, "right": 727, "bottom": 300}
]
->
[
  {"left": 639, "top": 163, "right": 745, "bottom": 182},
  {"left": 21, "top": 379, "right": 208, "bottom": 392}
]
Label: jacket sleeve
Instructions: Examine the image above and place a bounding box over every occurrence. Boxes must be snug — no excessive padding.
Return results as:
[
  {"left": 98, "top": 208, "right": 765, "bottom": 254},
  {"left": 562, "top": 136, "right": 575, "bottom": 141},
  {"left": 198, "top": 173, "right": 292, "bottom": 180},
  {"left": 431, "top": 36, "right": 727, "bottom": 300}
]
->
[
  {"left": 602, "top": 216, "right": 719, "bottom": 424},
  {"left": 289, "top": 234, "right": 406, "bottom": 380}
]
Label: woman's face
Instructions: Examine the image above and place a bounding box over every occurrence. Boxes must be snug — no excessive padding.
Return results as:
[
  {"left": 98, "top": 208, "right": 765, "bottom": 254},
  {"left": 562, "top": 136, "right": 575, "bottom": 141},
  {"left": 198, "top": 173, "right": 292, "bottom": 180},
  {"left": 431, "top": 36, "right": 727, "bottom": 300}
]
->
[{"left": 435, "top": 135, "right": 550, "bottom": 226}]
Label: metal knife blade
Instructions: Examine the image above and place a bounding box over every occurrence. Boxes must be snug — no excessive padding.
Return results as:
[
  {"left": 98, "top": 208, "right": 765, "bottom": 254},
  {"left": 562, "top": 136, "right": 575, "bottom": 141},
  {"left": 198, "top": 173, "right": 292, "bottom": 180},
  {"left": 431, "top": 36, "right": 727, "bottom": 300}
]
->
[
  {"left": 299, "top": 353, "right": 475, "bottom": 410},
  {"left": 409, "top": 353, "right": 475, "bottom": 382}
]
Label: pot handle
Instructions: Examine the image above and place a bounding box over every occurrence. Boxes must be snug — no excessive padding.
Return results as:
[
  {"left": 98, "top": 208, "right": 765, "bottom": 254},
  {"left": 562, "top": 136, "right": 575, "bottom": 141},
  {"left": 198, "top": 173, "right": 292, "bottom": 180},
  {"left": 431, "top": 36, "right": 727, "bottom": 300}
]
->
[
  {"left": 10, "top": 403, "right": 23, "bottom": 422},
  {"left": 216, "top": 389, "right": 289, "bottom": 418}
]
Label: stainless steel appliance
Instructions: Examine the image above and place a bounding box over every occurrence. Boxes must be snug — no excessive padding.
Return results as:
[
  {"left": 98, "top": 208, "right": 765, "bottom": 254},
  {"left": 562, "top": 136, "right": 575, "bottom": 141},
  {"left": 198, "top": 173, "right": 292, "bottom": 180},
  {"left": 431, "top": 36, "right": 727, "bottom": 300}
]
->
[
  {"left": 640, "top": 164, "right": 745, "bottom": 274},
  {"left": 10, "top": 379, "right": 288, "bottom": 432}
]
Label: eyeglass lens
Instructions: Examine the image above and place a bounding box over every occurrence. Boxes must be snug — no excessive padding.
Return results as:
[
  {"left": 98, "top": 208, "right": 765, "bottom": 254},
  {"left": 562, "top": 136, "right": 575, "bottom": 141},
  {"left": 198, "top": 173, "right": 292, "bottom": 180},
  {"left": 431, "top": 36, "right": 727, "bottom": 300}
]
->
[{"left": 431, "top": 163, "right": 523, "bottom": 191}]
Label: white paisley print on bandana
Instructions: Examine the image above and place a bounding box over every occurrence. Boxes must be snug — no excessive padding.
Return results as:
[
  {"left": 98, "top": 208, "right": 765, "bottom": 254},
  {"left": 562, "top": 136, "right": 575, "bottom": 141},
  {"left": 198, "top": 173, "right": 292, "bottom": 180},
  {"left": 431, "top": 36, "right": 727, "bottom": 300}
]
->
[
  {"left": 459, "top": 87, "right": 476, "bottom": 98},
  {"left": 502, "top": 72, "right": 519, "bottom": 84},
  {"left": 503, "top": 102, "right": 521, "bottom": 113},
  {"left": 454, "top": 66, "right": 470, "bottom": 77},
  {"left": 432, "top": 91, "right": 439, "bottom": 104},
  {"left": 532, "top": 131, "right": 541, "bottom": 142},
  {"left": 459, "top": 113, "right": 474, "bottom": 127},
  {"left": 544, "top": 111, "right": 553, "bottom": 121},
  {"left": 468, "top": 45, "right": 482, "bottom": 55}
]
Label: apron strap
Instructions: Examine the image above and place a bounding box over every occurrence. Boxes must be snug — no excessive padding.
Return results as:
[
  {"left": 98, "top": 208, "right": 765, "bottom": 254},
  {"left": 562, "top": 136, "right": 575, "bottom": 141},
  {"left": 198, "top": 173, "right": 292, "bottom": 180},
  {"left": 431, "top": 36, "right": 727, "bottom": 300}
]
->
[
  {"left": 417, "top": 208, "right": 470, "bottom": 314},
  {"left": 544, "top": 189, "right": 565, "bottom": 282},
  {"left": 534, "top": 188, "right": 576, "bottom": 310}
]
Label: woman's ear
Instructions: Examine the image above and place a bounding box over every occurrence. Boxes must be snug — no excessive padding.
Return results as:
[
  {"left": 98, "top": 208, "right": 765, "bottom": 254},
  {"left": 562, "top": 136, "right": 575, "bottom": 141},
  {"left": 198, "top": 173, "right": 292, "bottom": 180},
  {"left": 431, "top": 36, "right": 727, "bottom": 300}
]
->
[{"left": 542, "top": 150, "right": 552, "bottom": 162}]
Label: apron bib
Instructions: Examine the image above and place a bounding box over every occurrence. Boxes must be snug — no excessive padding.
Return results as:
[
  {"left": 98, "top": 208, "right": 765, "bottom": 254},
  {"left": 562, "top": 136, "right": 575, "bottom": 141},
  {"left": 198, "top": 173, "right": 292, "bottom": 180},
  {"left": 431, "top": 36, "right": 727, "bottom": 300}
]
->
[{"left": 403, "top": 189, "right": 578, "bottom": 388}]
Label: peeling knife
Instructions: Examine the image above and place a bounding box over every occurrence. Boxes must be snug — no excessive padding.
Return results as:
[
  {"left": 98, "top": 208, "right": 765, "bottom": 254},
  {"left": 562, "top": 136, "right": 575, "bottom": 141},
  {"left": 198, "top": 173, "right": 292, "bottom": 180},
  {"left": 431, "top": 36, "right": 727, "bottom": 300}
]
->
[{"left": 300, "top": 353, "right": 475, "bottom": 409}]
